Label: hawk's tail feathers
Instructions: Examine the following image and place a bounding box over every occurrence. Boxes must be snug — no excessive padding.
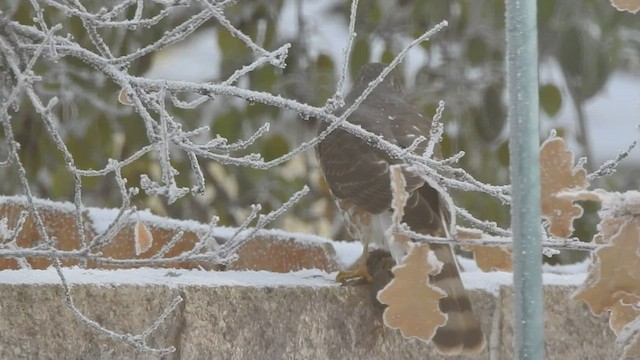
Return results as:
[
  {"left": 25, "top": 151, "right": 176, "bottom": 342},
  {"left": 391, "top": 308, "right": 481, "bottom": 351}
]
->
[{"left": 430, "top": 243, "right": 486, "bottom": 355}]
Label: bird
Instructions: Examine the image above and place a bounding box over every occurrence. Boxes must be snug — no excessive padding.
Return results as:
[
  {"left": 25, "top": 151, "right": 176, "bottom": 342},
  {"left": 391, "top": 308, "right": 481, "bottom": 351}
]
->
[{"left": 315, "top": 63, "right": 485, "bottom": 355}]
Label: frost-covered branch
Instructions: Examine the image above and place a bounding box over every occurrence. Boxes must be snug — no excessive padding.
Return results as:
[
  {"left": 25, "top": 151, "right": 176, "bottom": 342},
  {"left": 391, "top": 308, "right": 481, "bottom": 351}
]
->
[
  {"left": 52, "top": 261, "right": 181, "bottom": 356},
  {"left": 324, "top": 0, "right": 359, "bottom": 112},
  {"left": 394, "top": 225, "right": 598, "bottom": 252},
  {"left": 588, "top": 140, "right": 638, "bottom": 180}
]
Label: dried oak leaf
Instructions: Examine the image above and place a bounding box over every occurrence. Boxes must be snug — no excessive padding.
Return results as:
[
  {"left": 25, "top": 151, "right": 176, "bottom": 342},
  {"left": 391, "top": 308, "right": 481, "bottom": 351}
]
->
[
  {"left": 458, "top": 227, "right": 512, "bottom": 272},
  {"left": 573, "top": 218, "right": 640, "bottom": 316},
  {"left": 134, "top": 221, "right": 153, "bottom": 256},
  {"left": 617, "top": 314, "right": 640, "bottom": 358},
  {"left": 568, "top": 190, "right": 640, "bottom": 354},
  {"left": 540, "top": 137, "right": 589, "bottom": 237},
  {"left": 610, "top": 0, "right": 640, "bottom": 13},
  {"left": 377, "top": 243, "right": 447, "bottom": 342},
  {"left": 559, "top": 189, "right": 640, "bottom": 244},
  {"left": 389, "top": 165, "right": 408, "bottom": 224},
  {"left": 387, "top": 165, "right": 412, "bottom": 254},
  {"left": 610, "top": 293, "right": 640, "bottom": 334}
]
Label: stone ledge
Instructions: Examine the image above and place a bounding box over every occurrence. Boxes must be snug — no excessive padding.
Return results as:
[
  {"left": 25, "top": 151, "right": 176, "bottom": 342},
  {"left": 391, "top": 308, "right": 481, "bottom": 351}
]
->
[{"left": 0, "top": 270, "right": 617, "bottom": 360}]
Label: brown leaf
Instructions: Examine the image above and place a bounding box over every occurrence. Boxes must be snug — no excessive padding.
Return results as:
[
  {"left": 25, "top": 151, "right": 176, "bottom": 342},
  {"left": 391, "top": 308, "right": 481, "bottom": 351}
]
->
[
  {"left": 573, "top": 218, "right": 640, "bottom": 315},
  {"left": 610, "top": 0, "right": 640, "bottom": 13},
  {"left": 458, "top": 227, "right": 512, "bottom": 272},
  {"left": 389, "top": 165, "right": 408, "bottom": 225},
  {"left": 617, "top": 314, "right": 640, "bottom": 358},
  {"left": 388, "top": 165, "right": 411, "bottom": 254},
  {"left": 610, "top": 293, "right": 640, "bottom": 334},
  {"left": 134, "top": 221, "right": 153, "bottom": 256},
  {"left": 377, "top": 244, "right": 447, "bottom": 342},
  {"left": 556, "top": 189, "right": 611, "bottom": 244},
  {"left": 559, "top": 189, "right": 640, "bottom": 244},
  {"left": 540, "top": 137, "right": 589, "bottom": 237}
]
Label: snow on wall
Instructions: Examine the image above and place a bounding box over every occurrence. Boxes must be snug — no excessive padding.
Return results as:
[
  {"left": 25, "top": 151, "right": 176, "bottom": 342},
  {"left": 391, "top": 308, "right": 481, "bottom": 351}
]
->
[
  {"left": 0, "top": 267, "right": 336, "bottom": 288},
  {"left": 0, "top": 266, "right": 587, "bottom": 294}
]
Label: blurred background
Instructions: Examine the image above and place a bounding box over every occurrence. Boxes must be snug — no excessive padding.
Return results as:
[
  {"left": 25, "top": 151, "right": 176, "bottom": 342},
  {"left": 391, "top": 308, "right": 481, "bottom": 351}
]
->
[{"left": 2, "top": 0, "right": 640, "bottom": 264}]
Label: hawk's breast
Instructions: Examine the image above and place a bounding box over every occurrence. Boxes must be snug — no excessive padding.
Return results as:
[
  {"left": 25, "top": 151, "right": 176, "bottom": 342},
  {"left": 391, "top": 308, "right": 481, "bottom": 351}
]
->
[{"left": 335, "top": 197, "right": 393, "bottom": 252}]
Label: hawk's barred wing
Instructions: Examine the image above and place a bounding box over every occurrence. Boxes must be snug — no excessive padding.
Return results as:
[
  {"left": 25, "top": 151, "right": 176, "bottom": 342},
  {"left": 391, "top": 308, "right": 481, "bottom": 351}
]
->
[{"left": 317, "top": 90, "right": 434, "bottom": 215}]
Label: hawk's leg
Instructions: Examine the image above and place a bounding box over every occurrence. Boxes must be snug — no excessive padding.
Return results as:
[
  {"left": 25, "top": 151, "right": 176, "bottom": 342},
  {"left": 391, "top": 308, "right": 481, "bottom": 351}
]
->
[{"left": 336, "top": 242, "right": 373, "bottom": 283}]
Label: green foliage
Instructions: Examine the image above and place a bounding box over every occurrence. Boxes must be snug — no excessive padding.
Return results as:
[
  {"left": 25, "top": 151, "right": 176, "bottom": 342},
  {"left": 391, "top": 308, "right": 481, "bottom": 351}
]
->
[
  {"left": 559, "top": 27, "right": 613, "bottom": 101},
  {"left": 350, "top": 38, "right": 371, "bottom": 79},
  {"left": 497, "top": 142, "right": 510, "bottom": 167},
  {"left": 262, "top": 135, "right": 290, "bottom": 162},
  {"left": 539, "top": 84, "right": 563, "bottom": 117},
  {"left": 212, "top": 108, "right": 243, "bottom": 141},
  {"left": 218, "top": 29, "right": 252, "bottom": 74},
  {"left": 537, "top": 0, "right": 556, "bottom": 27},
  {"left": 466, "top": 36, "right": 487, "bottom": 66},
  {"left": 473, "top": 84, "right": 505, "bottom": 143},
  {"left": 315, "top": 54, "right": 336, "bottom": 104}
]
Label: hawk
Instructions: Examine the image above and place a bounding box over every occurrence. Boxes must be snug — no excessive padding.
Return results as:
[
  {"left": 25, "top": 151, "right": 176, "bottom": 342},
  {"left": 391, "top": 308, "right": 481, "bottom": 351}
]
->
[{"left": 316, "top": 63, "right": 485, "bottom": 355}]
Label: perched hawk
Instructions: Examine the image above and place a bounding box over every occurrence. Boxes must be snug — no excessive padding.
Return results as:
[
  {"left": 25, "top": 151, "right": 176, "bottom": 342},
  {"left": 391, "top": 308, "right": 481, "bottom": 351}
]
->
[{"left": 316, "top": 63, "right": 485, "bottom": 355}]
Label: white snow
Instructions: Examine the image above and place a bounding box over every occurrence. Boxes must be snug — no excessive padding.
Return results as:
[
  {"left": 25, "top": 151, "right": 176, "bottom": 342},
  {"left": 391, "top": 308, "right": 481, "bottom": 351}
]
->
[
  {"left": 456, "top": 255, "right": 588, "bottom": 295},
  {"left": 0, "top": 195, "right": 78, "bottom": 213},
  {"left": 461, "top": 271, "right": 587, "bottom": 296},
  {"left": 0, "top": 264, "right": 588, "bottom": 295},
  {"left": 0, "top": 267, "right": 337, "bottom": 288},
  {"left": 542, "top": 258, "right": 591, "bottom": 274}
]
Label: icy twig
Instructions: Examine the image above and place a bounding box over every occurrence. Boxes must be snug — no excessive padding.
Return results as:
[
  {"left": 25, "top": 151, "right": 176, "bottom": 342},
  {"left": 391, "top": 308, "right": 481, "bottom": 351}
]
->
[
  {"left": 215, "top": 186, "right": 310, "bottom": 262},
  {"left": 588, "top": 140, "right": 637, "bottom": 180},
  {"left": 324, "top": 0, "right": 360, "bottom": 112},
  {"left": 42, "top": 0, "right": 177, "bottom": 28},
  {"left": 151, "top": 231, "right": 185, "bottom": 259},
  {"left": 52, "top": 262, "right": 181, "bottom": 356},
  {"left": 394, "top": 225, "right": 598, "bottom": 252},
  {"left": 423, "top": 100, "right": 446, "bottom": 159},
  {"left": 221, "top": 43, "right": 291, "bottom": 86},
  {"left": 204, "top": 0, "right": 285, "bottom": 68}
]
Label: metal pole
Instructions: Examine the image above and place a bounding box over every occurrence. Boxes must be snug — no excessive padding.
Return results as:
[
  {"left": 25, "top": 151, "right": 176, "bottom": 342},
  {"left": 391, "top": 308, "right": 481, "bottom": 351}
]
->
[{"left": 505, "top": 0, "right": 544, "bottom": 359}]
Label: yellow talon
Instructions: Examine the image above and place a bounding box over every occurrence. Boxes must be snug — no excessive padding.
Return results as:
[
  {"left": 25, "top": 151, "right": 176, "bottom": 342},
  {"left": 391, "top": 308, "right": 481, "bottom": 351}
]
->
[{"left": 336, "top": 259, "right": 373, "bottom": 283}]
